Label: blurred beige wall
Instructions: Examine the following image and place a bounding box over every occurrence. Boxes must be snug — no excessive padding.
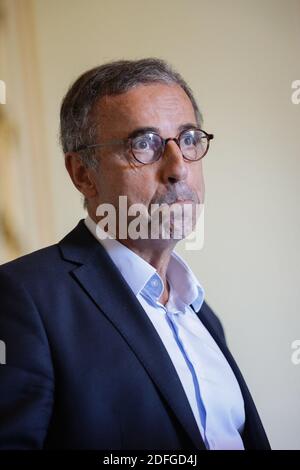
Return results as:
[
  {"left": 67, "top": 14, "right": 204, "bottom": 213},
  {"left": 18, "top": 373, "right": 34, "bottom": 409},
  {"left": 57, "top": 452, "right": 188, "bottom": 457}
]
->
[{"left": 1, "top": 0, "right": 300, "bottom": 449}]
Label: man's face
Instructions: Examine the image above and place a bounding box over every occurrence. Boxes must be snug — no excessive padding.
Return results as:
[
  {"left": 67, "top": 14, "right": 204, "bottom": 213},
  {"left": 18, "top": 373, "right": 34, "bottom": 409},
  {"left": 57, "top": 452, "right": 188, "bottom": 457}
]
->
[{"left": 88, "top": 83, "right": 205, "bottom": 240}]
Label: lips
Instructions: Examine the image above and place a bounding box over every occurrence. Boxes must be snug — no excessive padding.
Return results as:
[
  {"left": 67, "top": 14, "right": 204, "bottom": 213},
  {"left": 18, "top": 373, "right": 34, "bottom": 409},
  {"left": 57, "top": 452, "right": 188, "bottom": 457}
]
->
[{"left": 173, "top": 198, "right": 193, "bottom": 203}]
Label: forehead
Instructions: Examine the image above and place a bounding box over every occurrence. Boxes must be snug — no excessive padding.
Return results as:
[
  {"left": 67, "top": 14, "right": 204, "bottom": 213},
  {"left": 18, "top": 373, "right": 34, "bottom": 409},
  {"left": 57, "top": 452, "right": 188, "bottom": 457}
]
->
[{"left": 95, "top": 83, "right": 197, "bottom": 137}]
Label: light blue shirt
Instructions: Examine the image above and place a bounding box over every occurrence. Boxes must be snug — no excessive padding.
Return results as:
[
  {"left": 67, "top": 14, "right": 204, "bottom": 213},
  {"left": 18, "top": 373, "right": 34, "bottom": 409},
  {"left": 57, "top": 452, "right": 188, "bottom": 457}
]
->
[{"left": 85, "top": 216, "right": 245, "bottom": 450}]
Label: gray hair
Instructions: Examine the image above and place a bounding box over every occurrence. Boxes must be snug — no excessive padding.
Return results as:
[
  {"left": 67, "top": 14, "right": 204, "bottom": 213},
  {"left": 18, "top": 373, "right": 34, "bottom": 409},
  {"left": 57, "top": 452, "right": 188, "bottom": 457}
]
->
[{"left": 59, "top": 58, "right": 203, "bottom": 208}]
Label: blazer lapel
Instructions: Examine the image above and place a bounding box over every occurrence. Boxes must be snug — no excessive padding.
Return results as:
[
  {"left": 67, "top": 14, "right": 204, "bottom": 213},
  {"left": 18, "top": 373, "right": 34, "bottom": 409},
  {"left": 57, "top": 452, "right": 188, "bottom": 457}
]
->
[
  {"left": 195, "top": 304, "right": 271, "bottom": 449},
  {"left": 59, "top": 220, "right": 205, "bottom": 450}
]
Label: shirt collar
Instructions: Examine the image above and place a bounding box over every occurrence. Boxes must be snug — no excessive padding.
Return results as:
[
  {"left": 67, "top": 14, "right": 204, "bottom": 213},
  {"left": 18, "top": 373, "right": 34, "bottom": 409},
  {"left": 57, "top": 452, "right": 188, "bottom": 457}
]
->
[
  {"left": 84, "top": 215, "right": 205, "bottom": 312},
  {"left": 167, "top": 250, "right": 205, "bottom": 312}
]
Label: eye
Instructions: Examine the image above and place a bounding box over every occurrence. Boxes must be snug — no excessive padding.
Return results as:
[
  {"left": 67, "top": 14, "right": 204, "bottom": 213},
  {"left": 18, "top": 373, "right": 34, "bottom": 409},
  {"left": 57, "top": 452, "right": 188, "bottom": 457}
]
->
[
  {"left": 181, "top": 132, "right": 196, "bottom": 147},
  {"left": 132, "top": 135, "right": 152, "bottom": 151},
  {"left": 183, "top": 135, "right": 194, "bottom": 146},
  {"left": 136, "top": 139, "right": 149, "bottom": 150}
]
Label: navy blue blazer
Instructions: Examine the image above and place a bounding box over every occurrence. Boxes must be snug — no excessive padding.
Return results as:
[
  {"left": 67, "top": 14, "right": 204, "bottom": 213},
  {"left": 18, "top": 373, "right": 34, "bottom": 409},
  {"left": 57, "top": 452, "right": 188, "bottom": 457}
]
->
[{"left": 0, "top": 220, "right": 270, "bottom": 450}]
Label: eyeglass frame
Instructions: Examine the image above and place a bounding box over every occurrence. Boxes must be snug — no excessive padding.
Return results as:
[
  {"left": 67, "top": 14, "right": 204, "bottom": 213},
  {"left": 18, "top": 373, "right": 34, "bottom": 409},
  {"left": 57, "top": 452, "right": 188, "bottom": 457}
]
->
[{"left": 74, "top": 127, "right": 214, "bottom": 165}]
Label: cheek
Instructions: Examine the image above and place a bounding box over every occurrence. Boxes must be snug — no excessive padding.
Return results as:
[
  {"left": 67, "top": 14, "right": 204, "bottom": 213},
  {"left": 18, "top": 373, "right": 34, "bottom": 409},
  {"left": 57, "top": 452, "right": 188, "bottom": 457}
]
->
[
  {"left": 96, "top": 160, "right": 157, "bottom": 206},
  {"left": 122, "top": 167, "right": 157, "bottom": 206}
]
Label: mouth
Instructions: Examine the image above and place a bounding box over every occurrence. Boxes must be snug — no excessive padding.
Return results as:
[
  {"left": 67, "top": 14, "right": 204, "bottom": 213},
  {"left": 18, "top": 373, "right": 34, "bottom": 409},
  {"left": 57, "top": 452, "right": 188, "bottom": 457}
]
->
[{"left": 173, "top": 198, "right": 194, "bottom": 203}]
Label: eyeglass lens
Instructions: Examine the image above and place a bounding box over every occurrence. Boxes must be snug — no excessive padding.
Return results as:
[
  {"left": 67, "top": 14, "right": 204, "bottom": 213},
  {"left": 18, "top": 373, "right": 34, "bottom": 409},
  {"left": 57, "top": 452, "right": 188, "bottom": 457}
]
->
[{"left": 131, "top": 129, "right": 209, "bottom": 164}]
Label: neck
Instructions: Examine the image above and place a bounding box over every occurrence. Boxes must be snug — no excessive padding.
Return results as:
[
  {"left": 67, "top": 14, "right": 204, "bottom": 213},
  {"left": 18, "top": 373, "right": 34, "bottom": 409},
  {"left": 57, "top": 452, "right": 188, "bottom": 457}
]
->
[
  {"left": 119, "top": 238, "right": 176, "bottom": 305},
  {"left": 88, "top": 211, "right": 175, "bottom": 305}
]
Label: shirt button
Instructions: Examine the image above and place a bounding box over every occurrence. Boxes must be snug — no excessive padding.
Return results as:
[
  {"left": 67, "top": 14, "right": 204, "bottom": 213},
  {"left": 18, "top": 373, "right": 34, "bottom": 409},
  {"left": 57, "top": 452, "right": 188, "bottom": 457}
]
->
[{"left": 151, "top": 279, "right": 159, "bottom": 287}]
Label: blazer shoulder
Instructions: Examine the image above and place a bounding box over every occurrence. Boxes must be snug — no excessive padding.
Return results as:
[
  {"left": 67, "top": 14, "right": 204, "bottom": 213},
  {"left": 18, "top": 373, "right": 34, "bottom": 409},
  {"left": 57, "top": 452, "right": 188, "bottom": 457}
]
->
[
  {"left": 0, "top": 220, "right": 91, "bottom": 290},
  {"left": 0, "top": 243, "right": 61, "bottom": 283}
]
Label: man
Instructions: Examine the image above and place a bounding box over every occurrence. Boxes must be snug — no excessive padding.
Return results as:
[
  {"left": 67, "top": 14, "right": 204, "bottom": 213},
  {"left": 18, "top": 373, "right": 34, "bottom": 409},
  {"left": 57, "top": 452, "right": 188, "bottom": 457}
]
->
[{"left": 0, "top": 58, "right": 270, "bottom": 450}]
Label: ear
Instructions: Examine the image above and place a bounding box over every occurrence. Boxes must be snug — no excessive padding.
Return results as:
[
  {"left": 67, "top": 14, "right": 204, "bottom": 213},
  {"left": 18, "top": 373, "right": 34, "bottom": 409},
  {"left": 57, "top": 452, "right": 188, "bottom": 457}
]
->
[{"left": 64, "top": 152, "right": 98, "bottom": 200}]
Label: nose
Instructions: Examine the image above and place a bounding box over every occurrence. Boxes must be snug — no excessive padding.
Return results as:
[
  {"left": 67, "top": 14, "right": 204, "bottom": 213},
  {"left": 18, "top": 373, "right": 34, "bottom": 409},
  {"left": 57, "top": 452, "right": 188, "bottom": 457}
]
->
[{"left": 159, "top": 139, "right": 188, "bottom": 184}]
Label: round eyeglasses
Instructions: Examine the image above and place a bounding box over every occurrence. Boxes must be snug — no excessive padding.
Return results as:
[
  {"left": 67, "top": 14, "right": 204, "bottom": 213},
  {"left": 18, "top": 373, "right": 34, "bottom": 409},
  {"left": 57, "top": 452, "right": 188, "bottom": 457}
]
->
[{"left": 75, "top": 128, "right": 214, "bottom": 165}]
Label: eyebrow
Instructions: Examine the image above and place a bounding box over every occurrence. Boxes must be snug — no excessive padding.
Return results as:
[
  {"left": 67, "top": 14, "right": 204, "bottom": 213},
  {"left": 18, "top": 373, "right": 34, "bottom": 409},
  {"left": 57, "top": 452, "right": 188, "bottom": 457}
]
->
[
  {"left": 177, "top": 123, "right": 199, "bottom": 132},
  {"left": 127, "top": 123, "right": 199, "bottom": 139},
  {"left": 127, "top": 127, "right": 160, "bottom": 139}
]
